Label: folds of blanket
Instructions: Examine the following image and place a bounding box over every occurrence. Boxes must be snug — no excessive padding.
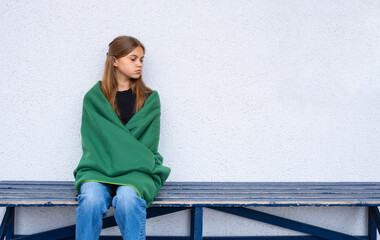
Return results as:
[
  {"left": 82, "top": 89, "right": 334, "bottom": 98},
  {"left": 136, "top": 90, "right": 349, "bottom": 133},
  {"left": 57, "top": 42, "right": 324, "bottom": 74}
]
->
[{"left": 73, "top": 81, "right": 171, "bottom": 208}]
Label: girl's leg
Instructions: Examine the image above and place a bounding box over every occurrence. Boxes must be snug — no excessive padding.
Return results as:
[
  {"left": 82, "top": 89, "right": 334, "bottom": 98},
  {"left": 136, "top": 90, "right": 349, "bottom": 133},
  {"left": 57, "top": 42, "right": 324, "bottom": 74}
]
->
[
  {"left": 112, "top": 185, "right": 147, "bottom": 240},
  {"left": 75, "top": 181, "right": 114, "bottom": 240}
]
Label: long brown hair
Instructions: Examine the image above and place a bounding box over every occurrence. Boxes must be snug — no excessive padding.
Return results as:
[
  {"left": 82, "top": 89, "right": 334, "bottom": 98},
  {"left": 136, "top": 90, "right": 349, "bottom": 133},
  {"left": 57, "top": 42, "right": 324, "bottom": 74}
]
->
[{"left": 101, "top": 35, "right": 153, "bottom": 121}]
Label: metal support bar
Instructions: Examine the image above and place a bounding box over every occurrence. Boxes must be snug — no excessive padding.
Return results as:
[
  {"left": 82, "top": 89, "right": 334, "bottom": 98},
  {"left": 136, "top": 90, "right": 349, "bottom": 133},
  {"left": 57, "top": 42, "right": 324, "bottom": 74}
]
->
[
  {"left": 369, "top": 207, "right": 377, "bottom": 240},
  {"left": 147, "top": 207, "right": 189, "bottom": 219},
  {"left": 191, "top": 207, "right": 203, "bottom": 240},
  {"left": 8, "top": 207, "right": 189, "bottom": 240},
  {"left": 0, "top": 208, "right": 10, "bottom": 240},
  {"left": 369, "top": 207, "right": 380, "bottom": 236},
  {"left": 6, "top": 207, "right": 14, "bottom": 240},
  {"left": 2, "top": 206, "right": 376, "bottom": 240},
  {"left": 12, "top": 224, "right": 75, "bottom": 240},
  {"left": 0, "top": 207, "right": 14, "bottom": 240},
  {"left": 209, "top": 207, "right": 363, "bottom": 240}
]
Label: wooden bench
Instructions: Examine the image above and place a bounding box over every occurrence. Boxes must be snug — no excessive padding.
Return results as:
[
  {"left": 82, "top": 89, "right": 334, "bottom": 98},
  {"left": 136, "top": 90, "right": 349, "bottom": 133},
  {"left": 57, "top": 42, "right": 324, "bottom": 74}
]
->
[{"left": 1, "top": 181, "right": 379, "bottom": 239}]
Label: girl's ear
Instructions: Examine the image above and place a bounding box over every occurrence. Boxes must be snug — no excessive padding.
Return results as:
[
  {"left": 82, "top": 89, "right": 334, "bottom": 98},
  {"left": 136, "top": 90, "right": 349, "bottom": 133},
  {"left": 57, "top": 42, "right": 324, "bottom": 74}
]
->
[{"left": 113, "top": 57, "right": 118, "bottom": 67}]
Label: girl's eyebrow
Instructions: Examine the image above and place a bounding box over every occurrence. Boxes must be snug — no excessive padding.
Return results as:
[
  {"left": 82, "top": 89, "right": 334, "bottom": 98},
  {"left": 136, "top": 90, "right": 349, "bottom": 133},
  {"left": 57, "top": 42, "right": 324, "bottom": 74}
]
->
[{"left": 129, "top": 55, "right": 144, "bottom": 58}]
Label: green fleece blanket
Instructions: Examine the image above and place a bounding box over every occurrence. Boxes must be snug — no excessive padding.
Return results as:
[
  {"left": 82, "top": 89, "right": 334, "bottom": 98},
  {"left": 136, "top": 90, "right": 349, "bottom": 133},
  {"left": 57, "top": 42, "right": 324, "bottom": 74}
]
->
[{"left": 73, "top": 81, "right": 171, "bottom": 208}]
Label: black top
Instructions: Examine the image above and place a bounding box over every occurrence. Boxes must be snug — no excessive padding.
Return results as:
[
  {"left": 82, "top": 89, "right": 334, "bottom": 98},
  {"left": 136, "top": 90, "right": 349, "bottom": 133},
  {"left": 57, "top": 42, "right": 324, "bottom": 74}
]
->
[{"left": 116, "top": 89, "right": 152, "bottom": 125}]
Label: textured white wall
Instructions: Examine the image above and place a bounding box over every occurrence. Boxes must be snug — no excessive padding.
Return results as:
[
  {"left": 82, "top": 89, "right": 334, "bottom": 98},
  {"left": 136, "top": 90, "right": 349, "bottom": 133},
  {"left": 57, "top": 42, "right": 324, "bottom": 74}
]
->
[{"left": 0, "top": 0, "right": 379, "bottom": 237}]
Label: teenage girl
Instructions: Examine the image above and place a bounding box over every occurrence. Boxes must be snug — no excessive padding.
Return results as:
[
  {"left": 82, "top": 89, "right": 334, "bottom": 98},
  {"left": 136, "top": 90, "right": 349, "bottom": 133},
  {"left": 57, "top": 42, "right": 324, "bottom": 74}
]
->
[{"left": 75, "top": 35, "right": 154, "bottom": 239}]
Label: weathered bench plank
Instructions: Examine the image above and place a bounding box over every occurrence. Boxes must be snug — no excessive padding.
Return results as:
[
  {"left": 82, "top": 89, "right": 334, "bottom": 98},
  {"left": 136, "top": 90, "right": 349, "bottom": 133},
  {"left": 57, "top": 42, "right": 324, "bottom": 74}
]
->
[
  {"left": 1, "top": 181, "right": 380, "bottom": 207},
  {"left": 1, "top": 181, "right": 380, "bottom": 239}
]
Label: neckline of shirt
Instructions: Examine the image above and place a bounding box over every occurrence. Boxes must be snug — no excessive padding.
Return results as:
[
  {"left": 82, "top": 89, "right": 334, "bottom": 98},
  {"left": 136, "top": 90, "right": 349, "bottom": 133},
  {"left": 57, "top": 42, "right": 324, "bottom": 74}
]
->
[{"left": 117, "top": 88, "right": 132, "bottom": 93}]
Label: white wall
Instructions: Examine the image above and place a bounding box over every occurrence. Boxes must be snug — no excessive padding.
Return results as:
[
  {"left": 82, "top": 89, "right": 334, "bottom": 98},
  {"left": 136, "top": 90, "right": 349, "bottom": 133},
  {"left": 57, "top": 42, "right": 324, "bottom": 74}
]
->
[{"left": 0, "top": 0, "right": 379, "bottom": 237}]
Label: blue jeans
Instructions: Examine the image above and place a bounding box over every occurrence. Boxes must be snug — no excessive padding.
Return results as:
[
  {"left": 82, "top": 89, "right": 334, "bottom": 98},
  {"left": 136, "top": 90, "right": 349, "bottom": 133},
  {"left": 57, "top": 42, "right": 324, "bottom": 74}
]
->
[{"left": 75, "top": 181, "right": 147, "bottom": 240}]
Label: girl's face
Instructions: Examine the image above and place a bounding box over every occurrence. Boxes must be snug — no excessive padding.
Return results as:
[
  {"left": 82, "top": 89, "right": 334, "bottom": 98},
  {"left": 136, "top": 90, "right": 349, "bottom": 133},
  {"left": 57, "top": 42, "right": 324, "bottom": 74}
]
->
[{"left": 113, "top": 46, "right": 144, "bottom": 81}]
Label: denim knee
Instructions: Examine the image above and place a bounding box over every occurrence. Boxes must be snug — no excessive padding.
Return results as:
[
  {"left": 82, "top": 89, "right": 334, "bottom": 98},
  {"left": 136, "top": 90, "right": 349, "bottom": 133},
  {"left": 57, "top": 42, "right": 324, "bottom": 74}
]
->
[
  {"left": 78, "top": 181, "right": 112, "bottom": 217},
  {"left": 112, "top": 186, "right": 146, "bottom": 211}
]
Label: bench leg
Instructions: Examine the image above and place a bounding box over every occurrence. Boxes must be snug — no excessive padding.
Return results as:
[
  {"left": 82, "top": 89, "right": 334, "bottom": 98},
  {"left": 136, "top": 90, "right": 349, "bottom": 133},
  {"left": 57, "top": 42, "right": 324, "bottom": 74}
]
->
[
  {"left": 190, "top": 207, "right": 203, "bottom": 240},
  {"left": 369, "top": 207, "right": 377, "bottom": 240},
  {"left": 0, "top": 207, "right": 15, "bottom": 240},
  {"left": 6, "top": 207, "right": 14, "bottom": 240},
  {"left": 369, "top": 206, "right": 380, "bottom": 239}
]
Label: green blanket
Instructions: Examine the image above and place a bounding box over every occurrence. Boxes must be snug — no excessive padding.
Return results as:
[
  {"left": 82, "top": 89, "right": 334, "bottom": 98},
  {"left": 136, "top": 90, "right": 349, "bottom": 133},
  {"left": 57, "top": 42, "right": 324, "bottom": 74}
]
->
[{"left": 73, "top": 81, "right": 171, "bottom": 208}]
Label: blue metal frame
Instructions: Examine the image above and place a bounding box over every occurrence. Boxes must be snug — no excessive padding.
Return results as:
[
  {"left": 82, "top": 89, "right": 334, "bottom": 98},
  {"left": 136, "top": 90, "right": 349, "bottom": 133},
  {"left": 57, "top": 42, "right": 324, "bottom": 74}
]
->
[
  {"left": 369, "top": 206, "right": 380, "bottom": 238},
  {"left": 2, "top": 206, "right": 378, "bottom": 240},
  {"left": 191, "top": 207, "right": 203, "bottom": 240},
  {"left": 0, "top": 207, "right": 14, "bottom": 239}
]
